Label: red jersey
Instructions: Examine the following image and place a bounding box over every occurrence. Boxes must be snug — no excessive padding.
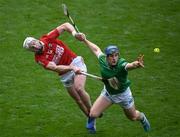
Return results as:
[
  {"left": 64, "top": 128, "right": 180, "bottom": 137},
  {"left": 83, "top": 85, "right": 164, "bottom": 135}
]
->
[{"left": 35, "top": 29, "right": 77, "bottom": 68}]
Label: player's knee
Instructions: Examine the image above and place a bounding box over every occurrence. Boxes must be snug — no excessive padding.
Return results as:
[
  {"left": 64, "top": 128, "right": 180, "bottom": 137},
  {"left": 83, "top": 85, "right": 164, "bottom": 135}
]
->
[
  {"left": 89, "top": 110, "right": 100, "bottom": 118},
  {"left": 75, "top": 85, "right": 85, "bottom": 92},
  {"left": 127, "top": 114, "right": 138, "bottom": 121},
  {"left": 129, "top": 117, "right": 137, "bottom": 121},
  {"left": 75, "top": 99, "right": 83, "bottom": 105}
]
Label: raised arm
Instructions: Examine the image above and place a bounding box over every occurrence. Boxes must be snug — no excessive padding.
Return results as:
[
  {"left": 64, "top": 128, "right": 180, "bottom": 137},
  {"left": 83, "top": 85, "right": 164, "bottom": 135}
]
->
[
  {"left": 56, "top": 22, "right": 85, "bottom": 41},
  {"left": 56, "top": 22, "right": 75, "bottom": 34},
  {"left": 125, "top": 55, "right": 144, "bottom": 71},
  {"left": 83, "top": 39, "right": 103, "bottom": 57},
  {"left": 47, "top": 22, "right": 85, "bottom": 41}
]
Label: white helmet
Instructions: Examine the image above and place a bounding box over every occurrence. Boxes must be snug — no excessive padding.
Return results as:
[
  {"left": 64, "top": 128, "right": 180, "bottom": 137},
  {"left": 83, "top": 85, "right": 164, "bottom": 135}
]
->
[
  {"left": 23, "top": 37, "right": 37, "bottom": 50},
  {"left": 23, "top": 37, "right": 43, "bottom": 54}
]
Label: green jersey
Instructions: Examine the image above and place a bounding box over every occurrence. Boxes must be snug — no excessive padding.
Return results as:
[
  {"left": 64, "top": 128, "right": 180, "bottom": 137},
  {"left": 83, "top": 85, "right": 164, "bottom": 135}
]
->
[{"left": 98, "top": 54, "right": 131, "bottom": 94}]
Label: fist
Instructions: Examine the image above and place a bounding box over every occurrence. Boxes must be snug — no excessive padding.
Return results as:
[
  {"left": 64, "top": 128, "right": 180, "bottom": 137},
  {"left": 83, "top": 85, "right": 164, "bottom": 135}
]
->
[{"left": 75, "top": 33, "right": 86, "bottom": 41}]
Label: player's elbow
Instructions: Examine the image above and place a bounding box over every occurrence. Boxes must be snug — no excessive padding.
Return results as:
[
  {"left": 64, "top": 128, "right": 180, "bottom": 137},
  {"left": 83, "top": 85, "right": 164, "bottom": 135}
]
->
[
  {"left": 94, "top": 48, "right": 102, "bottom": 57},
  {"left": 46, "top": 62, "right": 57, "bottom": 71},
  {"left": 63, "top": 22, "right": 71, "bottom": 27},
  {"left": 62, "top": 22, "right": 72, "bottom": 30},
  {"left": 57, "top": 22, "right": 72, "bottom": 33}
]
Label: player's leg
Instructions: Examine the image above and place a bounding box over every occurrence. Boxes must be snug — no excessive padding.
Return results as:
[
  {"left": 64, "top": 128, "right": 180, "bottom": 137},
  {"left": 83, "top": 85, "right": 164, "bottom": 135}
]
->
[
  {"left": 87, "top": 94, "right": 112, "bottom": 133},
  {"left": 120, "top": 87, "right": 150, "bottom": 132},
  {"left": 71, "top": 56, "right": 92, "bottom": 112},
  {"left": 66, "top": 86, "right": 89, "bottom": 116},
  {"left": 115, "top": 87, "right": 150, "bottom": 132},
  {"left": 123, "top": 104, "right": 142, "bottom": 121},
  {"left": 73, "top": 74, "right": 97, "bottom": 133},
  {"left": 69, "top": 56, "right": 96, "bottom": 133},
  {"left": 73, "top": 74, "right": 92, "bottom": 111},
  {"left": 123, "top": 105, "right": 150, "bottom": 132},
  {"left": 60, "top": 70, "right": 90, "bottom": 117},
  {"left": 90, "top": 95, "right": 112, "bottom": 118}
]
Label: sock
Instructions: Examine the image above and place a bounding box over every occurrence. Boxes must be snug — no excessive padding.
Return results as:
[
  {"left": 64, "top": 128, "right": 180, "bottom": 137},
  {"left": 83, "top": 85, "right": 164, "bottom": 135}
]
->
[{"left": 140, "top": 112, "right": 145, "bottom": 122}]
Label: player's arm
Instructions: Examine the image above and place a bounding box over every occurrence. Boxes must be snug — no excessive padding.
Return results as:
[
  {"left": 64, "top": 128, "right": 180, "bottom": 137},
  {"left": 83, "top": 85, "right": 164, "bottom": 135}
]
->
[
  {"left": 125, "top": 54, "right": 144, "bottom": 71},
  {"left": 56, "top": 22, "right": 75, "bottom": 35},
  {"left": 82, "top": 39, "right": 103, "bottom": 58},
  {"left": 46, "top": 61, "right": 80, "bottom": 74},
  {"left": 56, "top": 22, "right": 85, "bottom": 41}
]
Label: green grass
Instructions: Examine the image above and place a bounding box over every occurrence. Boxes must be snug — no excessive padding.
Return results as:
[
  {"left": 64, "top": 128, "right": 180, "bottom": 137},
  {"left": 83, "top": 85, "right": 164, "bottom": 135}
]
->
[{"left": 0, "top": 0, "right": 179, "bottom": 137}]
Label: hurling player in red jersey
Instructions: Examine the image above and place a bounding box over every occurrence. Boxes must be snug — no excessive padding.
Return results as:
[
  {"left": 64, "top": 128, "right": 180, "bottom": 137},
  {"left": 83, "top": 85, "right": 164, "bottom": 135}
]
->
[{"left": 23, "top": 22, "right": 95, "bottom": 130}]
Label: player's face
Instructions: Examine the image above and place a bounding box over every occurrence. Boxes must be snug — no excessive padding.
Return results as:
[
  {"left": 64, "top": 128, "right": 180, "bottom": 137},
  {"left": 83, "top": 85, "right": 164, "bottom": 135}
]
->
[
  {"left": 107, "top": 52, "right": 119, "bottom": 66},
  {"left": 29, "top": 40, "right": 43, "bottom": 53}
]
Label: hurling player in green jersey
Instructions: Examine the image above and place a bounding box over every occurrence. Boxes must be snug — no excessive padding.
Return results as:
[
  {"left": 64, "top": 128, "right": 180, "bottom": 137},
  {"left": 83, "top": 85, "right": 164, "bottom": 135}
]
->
[{"left": 82, "top": 37, "right": 150, "bottom": 132}]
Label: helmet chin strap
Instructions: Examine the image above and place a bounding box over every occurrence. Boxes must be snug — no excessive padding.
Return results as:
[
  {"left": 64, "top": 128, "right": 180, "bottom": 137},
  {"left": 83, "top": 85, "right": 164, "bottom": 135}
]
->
[{"left": 35, "top": 45, "right": 43, "bottom": 54}]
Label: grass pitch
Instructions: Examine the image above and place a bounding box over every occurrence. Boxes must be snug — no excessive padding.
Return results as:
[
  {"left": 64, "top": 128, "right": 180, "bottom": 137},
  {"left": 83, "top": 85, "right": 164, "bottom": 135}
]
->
[{"left": 0, "top": 0, "right": 179, "bottom": 137}]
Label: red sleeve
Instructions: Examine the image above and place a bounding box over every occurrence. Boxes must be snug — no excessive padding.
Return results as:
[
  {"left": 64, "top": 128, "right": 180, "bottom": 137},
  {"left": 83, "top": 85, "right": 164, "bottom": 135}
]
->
[
  {"left": 35, "top": 54, "right": 49, "bottom": 68},
  {"left": 46, "top": 29, "right": 60, "bottom": 39}
]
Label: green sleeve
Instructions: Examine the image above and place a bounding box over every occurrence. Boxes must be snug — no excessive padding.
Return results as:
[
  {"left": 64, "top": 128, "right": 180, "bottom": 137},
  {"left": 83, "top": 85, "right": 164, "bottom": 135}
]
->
[
  {"left": 118, "top": 58, "right": 128, "bottom": 71},
  {"left": 98, "top": 53, "right": 106, "bottom": 64}
]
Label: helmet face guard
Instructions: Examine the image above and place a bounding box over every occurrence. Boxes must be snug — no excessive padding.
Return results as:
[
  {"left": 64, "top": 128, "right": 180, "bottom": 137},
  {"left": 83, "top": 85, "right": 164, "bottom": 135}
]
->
[
  {"left": 104, "top": 45, "right": 119, "bottom": 67},
  {"left": 23, "top": 37, "right": 43, "bottom": 53},
  {"left": 104, "top": 45, "right": 119, "bottom": 56}
]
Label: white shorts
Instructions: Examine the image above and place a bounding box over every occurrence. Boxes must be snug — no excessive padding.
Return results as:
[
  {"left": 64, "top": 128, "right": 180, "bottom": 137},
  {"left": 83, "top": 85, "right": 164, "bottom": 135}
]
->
[
  {"left": 101, "top": 87, "right": 134, "bottom": 109},
  {"left": 60, "top": 56, "right": 87, "bottom": 87}
]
